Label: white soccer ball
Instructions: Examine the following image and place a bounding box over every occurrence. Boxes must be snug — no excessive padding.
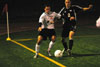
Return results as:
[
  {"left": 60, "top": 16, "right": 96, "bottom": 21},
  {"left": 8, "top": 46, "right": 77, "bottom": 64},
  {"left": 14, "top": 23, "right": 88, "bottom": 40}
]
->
[
  {"left": 96, "top": 17, "right": 100, "bottom": 28},
  {"left": 54, "top": 50, "right": 63, "bottom": 58}
]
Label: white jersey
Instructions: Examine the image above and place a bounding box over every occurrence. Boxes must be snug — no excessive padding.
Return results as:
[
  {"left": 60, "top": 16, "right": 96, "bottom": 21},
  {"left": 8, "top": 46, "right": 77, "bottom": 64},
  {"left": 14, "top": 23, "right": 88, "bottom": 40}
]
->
[{"left": 39, "top": 12, "right": 61, "bottom": 29}]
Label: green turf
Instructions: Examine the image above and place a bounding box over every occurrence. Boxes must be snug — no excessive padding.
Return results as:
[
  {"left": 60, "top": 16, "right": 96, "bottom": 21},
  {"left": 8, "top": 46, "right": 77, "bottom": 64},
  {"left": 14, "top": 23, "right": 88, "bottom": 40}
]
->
[{"left": 0, "top": 25, "right": 100, "bottom": 67}]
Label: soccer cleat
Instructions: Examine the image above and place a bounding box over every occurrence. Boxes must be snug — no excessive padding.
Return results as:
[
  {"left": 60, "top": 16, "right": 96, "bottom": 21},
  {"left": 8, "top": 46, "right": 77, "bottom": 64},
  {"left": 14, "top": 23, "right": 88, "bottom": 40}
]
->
[
  {"left": 34, "top": 54, "right": 38, "bottom": 58},
  {"left": 62, "top": 48, "right": 68, "bottom": 54},
  {"left": 62, "top": 48, "right": 65, "bottom": 54},
  {"left": 67, "top": 49, "right": 72, "bottom": 56}
]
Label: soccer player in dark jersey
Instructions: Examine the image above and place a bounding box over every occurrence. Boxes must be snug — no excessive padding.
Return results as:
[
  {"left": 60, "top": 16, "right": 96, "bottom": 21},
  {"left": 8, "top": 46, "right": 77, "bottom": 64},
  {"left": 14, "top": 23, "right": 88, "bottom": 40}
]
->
[{"left": 60, "top": 0, "right": 93, "bottom": 56}]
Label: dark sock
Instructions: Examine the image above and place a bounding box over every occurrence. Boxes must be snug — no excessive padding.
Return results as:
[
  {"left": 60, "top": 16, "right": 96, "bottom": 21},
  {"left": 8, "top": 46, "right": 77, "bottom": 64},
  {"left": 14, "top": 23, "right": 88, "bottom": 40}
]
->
[
  {"left": 63, "top": 42, "right": 68, "bottom": 50},
  {"left": 69, "top": 40, "right": 73, "bottom": 50},
  {"left": 62, "top": 38, "right": 68, "bottom": 51}
]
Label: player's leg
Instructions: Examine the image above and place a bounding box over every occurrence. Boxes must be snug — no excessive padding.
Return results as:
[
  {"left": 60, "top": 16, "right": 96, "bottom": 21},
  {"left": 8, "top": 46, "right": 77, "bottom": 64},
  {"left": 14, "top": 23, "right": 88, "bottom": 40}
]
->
[
  {"left": 62, "top": 37, "right": 68, "bottom": 51},
  {"left": 48, "top": 35, "right": 56, "bottom": 56},
  {"left": 48, "top": 35, "right": 56, "bottom": 52},
  {"left": 47, "top": 29, "right": 56, "bottom": 56},
  {"left": 61, "top": 28, "right": 69, "bottom": 53},
  {"left": 34, "top": 35, "right": 43, "bottom": 58},
  {"left": 68, "top": 31, "right": 75, "bottom": 56},
  {"left": 69, "top": 31, "right": 74, "bottom": 50}
]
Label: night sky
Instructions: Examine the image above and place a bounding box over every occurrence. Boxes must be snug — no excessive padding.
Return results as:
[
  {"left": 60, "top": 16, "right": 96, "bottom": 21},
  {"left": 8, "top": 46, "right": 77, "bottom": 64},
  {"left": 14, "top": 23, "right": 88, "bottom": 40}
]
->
[{"left": 0, "top": 0, "right": 100, "bottom": 23}]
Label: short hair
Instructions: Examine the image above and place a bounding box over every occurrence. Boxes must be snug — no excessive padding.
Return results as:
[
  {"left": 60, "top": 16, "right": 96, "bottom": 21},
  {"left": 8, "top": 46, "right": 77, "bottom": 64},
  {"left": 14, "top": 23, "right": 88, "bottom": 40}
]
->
[{"left": 44, "top": 4, "right": 51, "bottom": 8}]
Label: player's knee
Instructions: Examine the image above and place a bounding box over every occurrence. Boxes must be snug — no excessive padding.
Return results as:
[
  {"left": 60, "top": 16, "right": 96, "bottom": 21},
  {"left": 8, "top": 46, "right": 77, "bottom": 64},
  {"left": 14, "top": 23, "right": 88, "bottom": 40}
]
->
[
  {"left": 69, "top": 36, "right": 73, "bottom": 40},
  {"left": 51, "top": 36, "right": 56, "bottom": 42},
  {"left": 37, "top": 36, "right": 43, "bottom": 44},
  {"left": 69, "top": 33, "right": 74, "bottom": 40},
  {"left": 69, "top": 34, "right": 73, "bottom": 40},
  {"left": 37, "top": 41, "right": 42, "bottom": 45}
]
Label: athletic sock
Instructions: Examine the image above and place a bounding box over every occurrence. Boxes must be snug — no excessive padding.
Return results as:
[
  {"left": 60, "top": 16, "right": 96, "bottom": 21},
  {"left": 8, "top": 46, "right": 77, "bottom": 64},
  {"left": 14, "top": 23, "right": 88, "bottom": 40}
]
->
[
  {"left": 63, "top": 42, "right": 68, "bottom": 51},
  {"left": 35, "top": 43, "right": 40, "bottom": 55},
  {"left": 48, "top": 41, "right": 54, "bottom": 51},
  {"left": 69, "top": 40, "right": 73, "bottom": 50}
]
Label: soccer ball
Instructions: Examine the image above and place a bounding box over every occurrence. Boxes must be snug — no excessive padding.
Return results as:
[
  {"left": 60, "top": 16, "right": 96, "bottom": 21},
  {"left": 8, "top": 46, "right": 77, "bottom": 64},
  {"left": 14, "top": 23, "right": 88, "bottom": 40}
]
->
[
  {"left": 54, "top": 50, "right": 63, "bottom": 58},
  {"left": 96, "top": 17, "right": 100, "bottom": 28}
]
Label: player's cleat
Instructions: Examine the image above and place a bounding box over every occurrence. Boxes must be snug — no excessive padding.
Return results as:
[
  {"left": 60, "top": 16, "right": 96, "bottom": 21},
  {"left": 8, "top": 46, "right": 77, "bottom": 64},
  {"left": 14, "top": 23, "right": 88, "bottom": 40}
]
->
[
  {"left": 62, "top": 48, "right": 68, "bottom": 54},
  {"left": 67, "top": 49, "right": 72, "bottom": 56},
  {"left": 34, "top": 55, "right": 38, "bottom": 58},
  {"left": 62, "top": 48, "right": 65, "bottom": 54},
  {"left": 48, "top": 51, "right": 52, "bottom": 57}
]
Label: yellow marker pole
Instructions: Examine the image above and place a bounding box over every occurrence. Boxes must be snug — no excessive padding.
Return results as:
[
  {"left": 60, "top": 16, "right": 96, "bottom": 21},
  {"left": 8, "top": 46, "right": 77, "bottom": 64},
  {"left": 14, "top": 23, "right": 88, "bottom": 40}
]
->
[{"left": 6, "top": 11, "right": 11, "bottom": 41}]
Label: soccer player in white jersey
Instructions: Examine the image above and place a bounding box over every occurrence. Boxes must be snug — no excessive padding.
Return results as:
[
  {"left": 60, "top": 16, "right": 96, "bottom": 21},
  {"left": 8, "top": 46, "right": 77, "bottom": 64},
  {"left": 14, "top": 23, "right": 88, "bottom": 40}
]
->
[{"left": 34, "top": 5, "right": 61, "bottom": 58}]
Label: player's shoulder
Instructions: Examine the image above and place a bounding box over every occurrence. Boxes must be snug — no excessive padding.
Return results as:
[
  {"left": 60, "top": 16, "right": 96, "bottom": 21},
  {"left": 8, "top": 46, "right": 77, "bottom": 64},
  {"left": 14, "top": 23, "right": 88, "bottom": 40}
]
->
[
  {"left": 72, "top": 5, "right": 80, "bottom": 7},
  {"left": 41, "top": 12, "right": 46, "bottom": 16},
  {"left": 40, "top": 12, "right": 46, "bottom": 17}
]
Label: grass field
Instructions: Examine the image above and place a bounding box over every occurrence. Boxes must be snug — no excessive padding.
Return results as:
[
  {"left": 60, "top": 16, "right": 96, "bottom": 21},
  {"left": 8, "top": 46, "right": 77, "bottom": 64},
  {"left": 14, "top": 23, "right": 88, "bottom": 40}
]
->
[{"left": 0, "top": 25, "right": 100, "bottom": 67}]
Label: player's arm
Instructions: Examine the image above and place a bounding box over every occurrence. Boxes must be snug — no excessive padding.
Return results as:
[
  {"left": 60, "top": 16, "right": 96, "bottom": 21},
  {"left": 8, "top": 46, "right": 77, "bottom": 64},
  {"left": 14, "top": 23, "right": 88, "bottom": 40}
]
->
[
  {"left": 69, "top": 12, "right": 76, "bottom": 25},
  {"left": 70, "top": 10, "right": 76, "bottom": 21},
  {"left": 55, "top": 12, "right": 61, "bottom": 19},
  {"left": 38, "top": 23, "right": 42, "bottom": 31},
  {"left": 82, "top": 4, "right": 93, "bottom": 11},
  {"left": 38, "top": 14, "right": 44, "bottom": 31},
  {"left": 58, "top": 7, "right": 65, "bottom": 18}
]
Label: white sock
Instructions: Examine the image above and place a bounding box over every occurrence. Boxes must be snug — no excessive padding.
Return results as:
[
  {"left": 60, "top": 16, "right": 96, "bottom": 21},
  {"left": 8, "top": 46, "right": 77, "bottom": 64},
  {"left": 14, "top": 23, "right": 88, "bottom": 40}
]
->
[
  {"left": 35, "top": 43, "right": 40, "bottom": 55},
  {"left": 48, "top": 41, "right": 54, "bottom": 51}
]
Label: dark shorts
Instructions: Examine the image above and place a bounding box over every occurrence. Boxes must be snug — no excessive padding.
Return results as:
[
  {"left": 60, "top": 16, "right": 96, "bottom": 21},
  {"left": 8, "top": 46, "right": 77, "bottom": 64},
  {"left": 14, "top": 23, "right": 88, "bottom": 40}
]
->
[
  {"left": 62, "top": 25, "right": 76, "bottom": 37},
  {"left": 39, "top": 28, "right": 56, "bottom": 40}
]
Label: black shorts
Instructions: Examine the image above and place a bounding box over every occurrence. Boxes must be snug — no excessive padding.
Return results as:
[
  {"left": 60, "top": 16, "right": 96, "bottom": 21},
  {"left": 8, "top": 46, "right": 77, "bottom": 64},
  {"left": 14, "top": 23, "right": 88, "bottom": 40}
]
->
[
  {"left": 39, "top": 28, "right": 56, "bottom": 40},
  {"left": 62, "top": 25, "right": 76, "bottom": 37}
]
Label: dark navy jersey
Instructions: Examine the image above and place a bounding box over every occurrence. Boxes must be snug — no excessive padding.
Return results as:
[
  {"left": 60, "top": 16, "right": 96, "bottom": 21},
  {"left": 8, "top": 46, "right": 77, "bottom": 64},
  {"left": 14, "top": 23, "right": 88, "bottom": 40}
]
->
[{"left": 60, "top": 5, "right": 83, "bottom": 22}]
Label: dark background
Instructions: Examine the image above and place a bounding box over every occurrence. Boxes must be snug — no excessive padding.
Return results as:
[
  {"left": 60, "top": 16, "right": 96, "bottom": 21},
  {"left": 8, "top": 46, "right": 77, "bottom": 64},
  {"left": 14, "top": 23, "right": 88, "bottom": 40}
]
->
[
  {"left": 0, "top": 0, "right": 100, "bottom": 35},
  {"left": 0, "top": 0, "right": 100, "bottom": 23}
]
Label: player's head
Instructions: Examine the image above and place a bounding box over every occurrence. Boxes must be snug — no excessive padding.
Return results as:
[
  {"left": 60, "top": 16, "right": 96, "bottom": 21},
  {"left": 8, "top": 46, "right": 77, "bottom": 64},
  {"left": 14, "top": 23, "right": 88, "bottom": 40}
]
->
[
  {"left": 44, "top": 5, "right": 51, "bottom": 14},
  {"left": 65, "top": 0, "right": 71, "bottom": 8}
]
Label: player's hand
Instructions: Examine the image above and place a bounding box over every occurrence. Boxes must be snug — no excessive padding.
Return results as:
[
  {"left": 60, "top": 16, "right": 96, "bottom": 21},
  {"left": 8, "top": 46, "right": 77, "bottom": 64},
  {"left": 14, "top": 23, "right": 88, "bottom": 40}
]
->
[
  {"left": 88, "top": 4, "right": 93, "bottom": 9},
  {"left": 83, "top": 4, "right": 93, "bottom": 11},
  {"left": 70, "top": 17, "right": 75, "bottom": 21},
  {"left": 50, "top": 21, "right": 54, "bottom": 24},
  {"left": 38, "top": 27, "right": 42, "bottom": 31}
]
